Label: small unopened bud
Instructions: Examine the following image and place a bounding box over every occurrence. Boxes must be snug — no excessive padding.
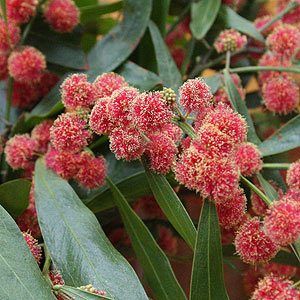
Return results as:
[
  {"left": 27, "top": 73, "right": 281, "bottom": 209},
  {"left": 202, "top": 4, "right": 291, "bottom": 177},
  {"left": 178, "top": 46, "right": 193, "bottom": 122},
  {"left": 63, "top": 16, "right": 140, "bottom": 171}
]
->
[
  {"left": 78, "top": 284, "right": 106, "bottom": 296},
  {"left": 160, "top": 87, "right": 176, "bottom": 109}
]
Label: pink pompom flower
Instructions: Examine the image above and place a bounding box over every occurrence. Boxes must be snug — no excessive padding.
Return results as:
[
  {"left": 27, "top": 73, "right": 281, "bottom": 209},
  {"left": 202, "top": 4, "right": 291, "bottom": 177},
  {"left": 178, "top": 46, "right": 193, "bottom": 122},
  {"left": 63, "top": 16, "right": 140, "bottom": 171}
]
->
[
  {"left": 263, "top": 262, "right": 297, "bottom": 279},
  {"left": 262, "top": 75, "right": 299, "bottom": 114},
  {"left": 179, "top": 77, "right": 213, "bottom": 113},
  {"left": 22, "top": 232, "right": 42, "bottom": 264},
  {"left": 11, "top": 81, "right": 40, "bottom": 109},
  {"left": 109, "top": 127, "right": 146, "bottom": 161},
  {"left": 7, "top": 0, "right": 38, "bottom": 24},
  {"left": 61, "top": 74, "right": 96, "bottom": 110},
  {"left": 252, "top": 276, "right": 300, "bottom": 300},
  {"left": 0, "top": 19, "right": 21, "bottom": 52},
  {"left": 4, "top": 134, "right": 38, "bottom": 170},
  {"left": 214, "top": 29, "right": 247, "bottom": 53},
  {"left": 133, "top": 196, "right": 164, "bottom": 220},
  {"left": 145, "top": 133, "right": 178, "bottom": 174},
  {"left": 31, "top": 120, "right": 53, "bottom": 153},
  {"left": 43, "top": 0, "right": 80, "bottom": 33},
  {"left": 93, "top": 72, "right": 128, "bottom": 99},
  {"left": 0, "top": 53, "right": 8, "bottom": 80},
  {"left": 74, "top": 152, "right": 107, "bottom": 189},
  {"left": 266, "top": 24, "right": 300, "bottom": 59},
  {"left": 50, "top": 112, "right": 91, "bottom": 153},
  {"left": 264, "top": 199, "right": 300, "bottom": 246},
  {"left": 286, "top": 160, "right": 300, "bottom": 190},
  {"left": 254, "top": 15, "right": 282, "bottom": 36},
  {"left": 8, "top": 46, "right": 46, "bottom": 83},
  {"left": 235, "top": 217, "right": 278, "bottom": 264},
  {"left": 235, "top": 142, "right": 262, "bottom": 176}
]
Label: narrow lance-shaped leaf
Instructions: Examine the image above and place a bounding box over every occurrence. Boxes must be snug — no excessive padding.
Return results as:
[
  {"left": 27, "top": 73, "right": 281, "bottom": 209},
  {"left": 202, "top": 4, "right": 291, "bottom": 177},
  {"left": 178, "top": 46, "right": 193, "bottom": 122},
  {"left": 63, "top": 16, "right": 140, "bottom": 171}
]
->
[
  {"left": 257, "top": 173, "right": 278, "bottom": 202},
  {"left": 107, "top": 177, "right": 187, "bottom": 300},
  {"left": 258, "top": 115, "right": 300, "bottom": 157},
  {"left": 149, "top": 21, "right": 182, "bottom": 91},
  {"left": 88, "top": 0, "right": 152, "bottom": 78},
  {"left": 0, "top": 204, "right": 55, "bottom": 299},
  {"left": 34, "top": 159, "right": 148, "bottom": 300},
  {"left": 151, "top": 0, "right": 170, "bottom": 36},
  {"left": 0, "top": 179, "right": 30, "bottom": 216},
  {"left": 190, "top": 0, "right": 221, "bottom": 40},
  {"left": 144, "top": 164, "right": 196, "bottom": 249},
  {"left": 190, "top": 199, "right": 229, "bottom": 300},
  {"left": 224, "top": 69, "right": 261, "bottom": 145}
]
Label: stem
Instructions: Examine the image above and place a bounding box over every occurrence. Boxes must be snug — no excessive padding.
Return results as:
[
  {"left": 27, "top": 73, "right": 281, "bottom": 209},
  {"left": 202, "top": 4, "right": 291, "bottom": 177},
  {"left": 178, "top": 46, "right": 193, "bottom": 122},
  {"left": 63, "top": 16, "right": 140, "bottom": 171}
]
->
[
  {"left": 225, "top": 51, "right": 231, "bottom": 71},
  {"left": 263, "top": 163, "right": 290, "bottom": 170},
  {"left": 176, "top": 120, "right": 197, "bottom": 139},
  {"left": 290, "top": 244, "right": 300, "bottom": 264},
  {"left": 5, "top": 77, "right": 14, "bottom": 122},
  {"left": 20, "top": 15, "right": 36, "bottom": 44},
  {"left": 259, "top": 1, "right": 299, "bottom": 33},
  {"left": 42, "top": 245, "right": 52, "bottom": 275},
  {"left": 240, "top": 175, "right": 272, "bottom": 206},
  {"left": 293, "top": 279, "right": 300, "bottom": 288},
  {"left": 230, "top": 66, "right": 300, "bottom": 74}
]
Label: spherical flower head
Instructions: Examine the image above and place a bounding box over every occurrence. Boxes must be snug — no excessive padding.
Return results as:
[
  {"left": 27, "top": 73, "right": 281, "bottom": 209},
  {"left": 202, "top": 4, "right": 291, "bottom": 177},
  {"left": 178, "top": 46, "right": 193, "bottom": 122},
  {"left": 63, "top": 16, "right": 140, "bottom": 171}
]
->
[
  {"left": 157, "top": 226, "right": 178, "bottom": 256},
  {"left": 266, "top": 24, "right": 300, "bottom": 59},
  {"left": 145, "top": 133, "right": 178, "bottom": 174},
  {"left": 0, "top": 19, "right": 21, "bottom": 52},
  {"left": 235, "top": 217, "right": 278, "bottom": 264},
  {"left": 89, "top": 97, "right": 114, "bottom": 135},
  {"left": 131, "top": 92, "right": 173, "bottom": 133},
  {"left": 133, "top": 196, "right": 164, "bottom": 220},
  {"left": 31, "top": 120, "right": 53, "bottom": 153},
  {"left": 5, "top": 134, "right": 38, "bottom": 170},
  {"left": 216, "top": 188, "right": 246, "bottom": 229},
  {"left": 286, "top": 160, "right": 300, "bottom": 190},
  {"left": 7, "top": 0, "right": 38, "bottom": 24},
  {"left": 22, "top": 232, "right": 42, "bottom": 264},
  {"left": 202, "top": 103, "right": 247, "bottom": 144},
  {"left": 214, "top": 29, "right": 247, "bottom": 53},
  {"left": 174, "top": 145, "right": 205, "bottom": 191},
  {"left": 199, "top": 158, "right": 240, "bottom": 203},
  {"left": 50, "top": 112, "right": 91, "bottom": 153},
  {"left": 93, "top": 72, "right": 128, "bottom": 99},
  {"left": 8, "top": 46, "right": 46, "bottom": 83},
  {"left": 162, "top": 123, "right": 182, "bottom": 143},
  {"left": 252, "top": 276, "right": 300, "bottom": 300},
  {"left": 108, "top": 87, "right": 139, "bottom": 126},
  {"left": 283, "top": 188, "right": 300, "bottom": 203},
  {"left": 61, "top": 73, "right": 96, "bottom": 110},
  {"left": 43, "top": 0, "right": 80, "bottom": 33},
  {"left": 194, "top": 123, "right": 236, "bottom": 159},
  {"left": 276, "top": 0, "right": 300, "bottom": 24},
  {"left": 262, "top": 75, "right": 299, "bottom": 114},
  {"left": 264, "top": 199, "right": 300, "bottom": 246},
  {"left": 179, "top": 77, "right": 213, "bottom": 113},
  {"left": 258, "top": 52, "right": 291, "bottom": 83},
  {"left": 235, "top": 142, "right": 262, "bottom": 176},
  {"left": 251, "top": 190, "right": 268, "bottom": 217},
  {"left": 160, "top": 87, "right": 177, "bottom": 109},
  {"left": 263, "top": 262, "right": 297, "bottom": 279},
  {"left": 108, "top": 227, "right": 131, "bottom": 247},
  {"left": 0, "top": 53, "right": 8, "bottom": 80},
  {"left": 254, "top": 15, "right": 282, "bottom": 36},
  {"left": 11, "top": 80, "right": 41, "bottom": 108},
  {"left": 45, "top": 147, "right": 79, "bottom": 179},
  {"left": 109, "top": 127, "right": 145, "bottom": 161},
  {"left": 37, "top": 71, "right": 59, "bottom": 98},
  {"left": 74, "top": 152, "right": 107, "bottom": 189}
]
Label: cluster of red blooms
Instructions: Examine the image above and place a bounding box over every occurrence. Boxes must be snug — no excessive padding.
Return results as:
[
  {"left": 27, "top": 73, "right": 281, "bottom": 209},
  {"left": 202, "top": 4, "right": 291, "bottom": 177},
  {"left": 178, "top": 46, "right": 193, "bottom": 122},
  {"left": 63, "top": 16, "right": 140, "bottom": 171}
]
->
[
  {"left": 214, "top": 29, "right": 247, "bottom": 53},
  {"left": 0, "top": 0, "right": 79, "bottom": 108},
  {"left": 253, "top": 3, "right": 300, "bottom": 115}
]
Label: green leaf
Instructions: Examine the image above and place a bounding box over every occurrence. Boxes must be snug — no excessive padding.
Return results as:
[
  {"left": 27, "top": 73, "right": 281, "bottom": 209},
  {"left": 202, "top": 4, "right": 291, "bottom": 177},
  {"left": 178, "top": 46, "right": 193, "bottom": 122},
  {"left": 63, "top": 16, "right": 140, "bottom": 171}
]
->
[
  {"left": 107, "top": 178, "right": 187, "bottom": 300},
  {"left": 190, "top": 200, "right": 229, "bottom": 300},
  {"left": 27, "top": 17, "right": 86, "bottom": 70},
  {"left": 57, "top": 285, "right": 112, "bottom": 300},
  {"left": 119, "top": 61, "right": 162, "bottom": 90},
  {"left": 257, "top": 173, "right": 278, "bottom": 202},
  {"left": 151, "top": 0, "right": 170, "bottom": 36},
  {"left": 88, "top": 0, "right": 152, "bottom": 78},
  {"left": 0, "top": 204, "right": 55, "bottom": 299},
  {"left": 149, "top": 21, "right": 182, "bottom": 91},
  {"left": 204, "top": 74, "right": 222, "bottom": 94},
  {"left": 0, "top": 179, "right": 30, "bottom": 216},
  {"left": 34, "top": 159, "right": 147, "bottom": 300},
  {"left": 258, "top": 115, "right": 300, "bottom": 157},
  {"left": 190, "top": 0, "right": 221, "bottom": 40},
  {"left": 224, "top": 69, "right": 261, "bottom": 144},
  {"left": 218, "top": 5, "right": 264, "bottom": 42},
  {"left": 0, "top": 0, "right": 7, "bottom": 21},
  {"left": 80, "top": 1, "right": 123, "bottom": 24},
  {"left": 144, "top": 164, "right": 196, "bottom": 249}
]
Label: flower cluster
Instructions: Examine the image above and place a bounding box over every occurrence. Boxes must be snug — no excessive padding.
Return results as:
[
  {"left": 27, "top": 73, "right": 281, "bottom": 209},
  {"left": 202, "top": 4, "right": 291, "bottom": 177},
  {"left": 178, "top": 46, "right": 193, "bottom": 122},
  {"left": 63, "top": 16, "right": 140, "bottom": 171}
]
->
[
  {"left": 214, "top": 29, "right": 247, "bottom": 53},
  {"left": 22, "top": 231, "right": 42, "bottom": 264}
]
